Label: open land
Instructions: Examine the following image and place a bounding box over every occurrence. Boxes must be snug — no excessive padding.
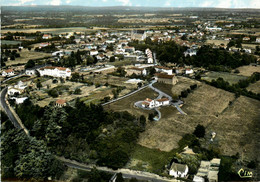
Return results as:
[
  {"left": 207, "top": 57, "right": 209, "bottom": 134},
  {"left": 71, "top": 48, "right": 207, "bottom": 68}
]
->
[
  {"left": 6, "top": 49, "right": 51, "bottom": 66},
  {"left": 201, "top": 71, "right": 248, "bottom": 84},
  {"left": 236, "top": 65, "right": 260, "bottom": 77},
  {"left": 247, "top": 80, "right": 260, "bottom": 94}
]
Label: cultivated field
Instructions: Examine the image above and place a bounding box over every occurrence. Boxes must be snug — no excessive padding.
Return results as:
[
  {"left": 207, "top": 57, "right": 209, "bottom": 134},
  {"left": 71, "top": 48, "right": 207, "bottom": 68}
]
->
[
  {"left": 247, "top": 80, "right": 260, "bottom": 94},
  {"left": 6, "top": 49, "right": 51, "bottom": 66},
  {"left": 236, "top": 65, "right": 260, "bottom": 77},
  {"left": 138, "top": 84, "right": 235, "bottom": 151},
  {"left": 201, "top": 71, "right": 247, "bottom": 84}
]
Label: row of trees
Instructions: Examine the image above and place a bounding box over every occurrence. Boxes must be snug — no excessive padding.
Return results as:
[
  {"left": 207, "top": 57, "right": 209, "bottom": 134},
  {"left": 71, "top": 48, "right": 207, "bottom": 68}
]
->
[{"left": 205, "top": 72, "right": 260, "bottom": 100}]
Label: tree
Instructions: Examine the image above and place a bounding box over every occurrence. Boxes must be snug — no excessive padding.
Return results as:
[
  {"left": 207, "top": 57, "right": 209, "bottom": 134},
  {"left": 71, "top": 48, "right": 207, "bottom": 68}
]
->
[
  {"left": 193, "top": 124, "right": 205, "bottom": 138},
  {"left": 116, "top": 173, "right": 124, "bottom": 182},
  {"left": 88, "top": 168, "right": 103, "bottom": 182},
  {"left": 110, "top": 56, "right": 116, "bottom": 62},
  {"left": 36, "top": 80, "right": 42, "bottom": 90},
  {"left": 137, "top": 82, "right": 142, "bottom": 88},
  {"left": 74, "top": 88, "right": 81, "bottom": 95},
  {"left": 25, "top": 59, "right": 35, "bottom": 69}
]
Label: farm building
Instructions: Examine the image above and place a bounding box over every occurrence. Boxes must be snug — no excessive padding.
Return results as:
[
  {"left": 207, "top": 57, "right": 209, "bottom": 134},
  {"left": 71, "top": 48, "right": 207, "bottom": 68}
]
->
[{"left": 155, "top": 73, "right": 178, "bottom": 85}]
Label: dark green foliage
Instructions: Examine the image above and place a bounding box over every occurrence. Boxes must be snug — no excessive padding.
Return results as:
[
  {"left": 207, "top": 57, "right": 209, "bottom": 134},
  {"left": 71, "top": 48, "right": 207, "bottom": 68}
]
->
[
  {"left": 74, "top": 88, "right": 81, "bottom": 94},
  {"left": 1, "top": 121, "right": 66, "bottom": 180},
  {"left": 110, "top": 56, "right": 116, "bottom": 62},
  {"left": 247, "top": 160, "right": 257, "bottom": 169},
  {"left": 25, "top": 59, "right": 35, "bottom": 69},
  {"left": 193, "top": 124, "right": 205, "bottom": 138},
  {"left": 116, "top": 173, "right": 125, "bottom": 182},
  {"left": 15, "top": 98, "right": 44, "bottom": 130},
  {"left": 219, "top": 156, "right": 240, "bottom": 181}
]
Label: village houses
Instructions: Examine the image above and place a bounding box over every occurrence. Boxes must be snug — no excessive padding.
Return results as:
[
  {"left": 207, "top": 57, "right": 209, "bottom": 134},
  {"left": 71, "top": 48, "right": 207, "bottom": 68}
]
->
[{"left": 2, "top": 69, "right": 15, "bottom": 77}]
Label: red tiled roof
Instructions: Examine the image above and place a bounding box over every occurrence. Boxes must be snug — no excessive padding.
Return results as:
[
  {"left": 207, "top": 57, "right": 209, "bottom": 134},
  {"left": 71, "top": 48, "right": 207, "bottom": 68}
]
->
[
  {"left": 156, "top": 98, "right": 169, "bottom": 102},
  {"left": 142, "top": 102, "right": 150, "bottom": 106},
  {"left": 5, "top": 69, "right": 14, "bottom": 73},
  {"left": 56, "top": 99, "right": 66, "bottom": 105},
  {"left": 145, "top": 98, "right": 153, "bottom": 102}
]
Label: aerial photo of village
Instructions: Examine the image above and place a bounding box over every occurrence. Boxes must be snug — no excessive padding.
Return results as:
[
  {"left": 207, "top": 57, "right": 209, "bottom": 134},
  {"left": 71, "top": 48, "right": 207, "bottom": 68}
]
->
[{"left": 0, "top": 0, "right": 260, "bottom": 181}]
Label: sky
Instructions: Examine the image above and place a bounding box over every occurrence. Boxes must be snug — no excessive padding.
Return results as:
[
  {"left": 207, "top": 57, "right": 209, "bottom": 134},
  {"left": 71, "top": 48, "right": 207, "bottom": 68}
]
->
[{"left": 2, "top": 0, "right": 260, "bottom": 8}]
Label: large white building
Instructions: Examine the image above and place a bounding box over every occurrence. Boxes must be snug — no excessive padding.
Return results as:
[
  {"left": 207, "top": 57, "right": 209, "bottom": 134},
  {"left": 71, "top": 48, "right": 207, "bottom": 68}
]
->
[{"left": 38, "top": 66, "right": 71, "bottom": 78}]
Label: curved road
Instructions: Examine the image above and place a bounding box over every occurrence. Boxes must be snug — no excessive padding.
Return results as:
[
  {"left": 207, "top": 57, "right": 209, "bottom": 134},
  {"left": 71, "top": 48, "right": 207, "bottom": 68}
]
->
[{"left": 0, "top": 87, "right": 29, "bottom": 134}]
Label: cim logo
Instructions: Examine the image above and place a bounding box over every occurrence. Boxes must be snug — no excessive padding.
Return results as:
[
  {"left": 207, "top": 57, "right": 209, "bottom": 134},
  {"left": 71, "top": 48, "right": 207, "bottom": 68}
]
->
[{"left": 238, "top": 168, "right": 253, "bottom": 178}]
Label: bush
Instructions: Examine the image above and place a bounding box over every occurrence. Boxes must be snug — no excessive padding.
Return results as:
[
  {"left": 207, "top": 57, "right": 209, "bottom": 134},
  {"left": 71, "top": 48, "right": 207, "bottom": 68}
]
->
[
  {"left": 247, "top": 160, "right": 257, "bottom": 169},
  {"left": 193, "top": 124, "right": 205, "bottom": 138}
]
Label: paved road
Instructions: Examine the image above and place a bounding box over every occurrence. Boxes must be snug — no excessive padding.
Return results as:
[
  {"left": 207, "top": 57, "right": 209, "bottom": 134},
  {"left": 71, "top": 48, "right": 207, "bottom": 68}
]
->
[
  {"left": 58, "top": 157, "right": 179, "bottom": 182},
  {"left": 0, "top": 87, "right": 29, "bottom": 135},
  {"left": 149, "top": 81, "right": 172, "bottom": 100}
]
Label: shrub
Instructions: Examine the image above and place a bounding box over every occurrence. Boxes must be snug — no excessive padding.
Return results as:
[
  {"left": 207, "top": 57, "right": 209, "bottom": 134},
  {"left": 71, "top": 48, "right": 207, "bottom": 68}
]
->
[{"left": 193, "top": 124, "right": 205, "bottom": 138}]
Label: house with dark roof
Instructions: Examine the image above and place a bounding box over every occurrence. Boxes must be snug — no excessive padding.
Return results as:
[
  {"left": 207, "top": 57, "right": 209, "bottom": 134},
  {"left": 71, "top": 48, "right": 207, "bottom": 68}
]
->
[{"left": 169, "top": 162, "right": 189, "bottom": 178}]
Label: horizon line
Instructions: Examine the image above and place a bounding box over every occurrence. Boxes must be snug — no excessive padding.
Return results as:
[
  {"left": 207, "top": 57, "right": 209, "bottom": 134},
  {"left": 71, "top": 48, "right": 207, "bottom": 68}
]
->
[{"left": 2, "top": 5, "right": 260, "bottom": 9}]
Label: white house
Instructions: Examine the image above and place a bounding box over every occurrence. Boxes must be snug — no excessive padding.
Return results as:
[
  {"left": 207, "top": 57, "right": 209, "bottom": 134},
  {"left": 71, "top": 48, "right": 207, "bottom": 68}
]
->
[
  {"left": 14, "top": 81, "right": 27, "bottom": 90},
  {"left": 155, "top": 66, "right": 173, "bottom": 75},
  {"left": 42, "top": 34, "right": 52, "bottom": 39},
  {"left": 90, "top": 50, "right": 99, "bottom": 56},
  {"left": 38, "top": 66, "right": 71, "bottom": 78},
  {"left": 256, "top": 37, "right": 260, "bottom": 43},
  {"left": 169, "top": 162, "right": 189, "bottom": 178},
  {"left": 2, "top": 69, "right": 15, "bottom": 77},
  {"left": 15, "top": 97, "right": 28, "bottom": 104},
  {"left": 185, "top": 69, "right": 194, "bottom": 75},
  {"left": 25, "top": 69, "right": 35, "bottom": 76},
  {"left": 7, "top": 88, "right": 21, "bottom": 96},
  {"left": 184, "top": 49, "right": 197, "bottom": 57},
  {"left": 55, "top": 99, "right": 67, "bottom": 107},
  {"left": 52, "top": 51, "right": 64, "bottom": 57},
  {"left": 155, "top": 98, "right": 170, "bottom": 107},
  {"left": 142, "top": 98, "right": 155, "bottom": 108}
]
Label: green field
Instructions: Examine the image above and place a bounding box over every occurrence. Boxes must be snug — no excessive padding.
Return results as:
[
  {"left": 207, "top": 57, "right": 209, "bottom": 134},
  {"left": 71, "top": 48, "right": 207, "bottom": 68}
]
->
[
  {"left": 127, "top": 144, "right": 177, "bottom": 174},
  {"left": 202, "top": 71, "right": 248, "bottom": 84},
  {"left": 1, "top": 40, "right": 22, "bottom": 45}
]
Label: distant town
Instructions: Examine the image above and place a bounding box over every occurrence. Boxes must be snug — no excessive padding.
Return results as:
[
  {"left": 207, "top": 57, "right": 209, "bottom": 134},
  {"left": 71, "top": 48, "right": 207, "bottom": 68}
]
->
[{"left": 1, "top": 5, "right": 260, "bottom": 182}]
